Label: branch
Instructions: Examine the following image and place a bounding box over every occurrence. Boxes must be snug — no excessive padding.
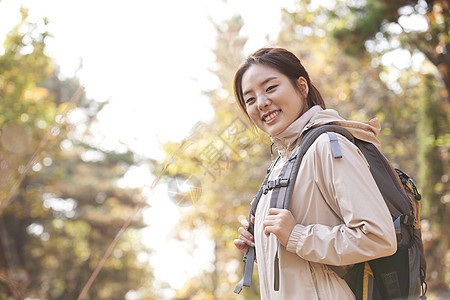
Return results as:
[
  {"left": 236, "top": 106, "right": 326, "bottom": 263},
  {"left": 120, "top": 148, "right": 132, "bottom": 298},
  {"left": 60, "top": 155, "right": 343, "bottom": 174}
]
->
[{"left": 0, "top": 86, "right": 84, "bottom": 215}]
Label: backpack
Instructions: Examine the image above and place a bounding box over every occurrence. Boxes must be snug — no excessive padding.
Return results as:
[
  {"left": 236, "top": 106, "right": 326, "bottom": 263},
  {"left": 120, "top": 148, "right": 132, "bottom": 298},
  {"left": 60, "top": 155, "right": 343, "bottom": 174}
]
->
[{"left": 234, "top": 124, "right": 427, "bottom": 300}]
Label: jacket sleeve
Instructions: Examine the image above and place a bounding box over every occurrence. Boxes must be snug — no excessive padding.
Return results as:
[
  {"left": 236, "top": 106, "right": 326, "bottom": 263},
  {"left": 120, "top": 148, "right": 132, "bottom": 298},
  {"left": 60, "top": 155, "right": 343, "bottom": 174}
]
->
[{"left": 285, "top": 133, "right": 397, "bottom": 266}]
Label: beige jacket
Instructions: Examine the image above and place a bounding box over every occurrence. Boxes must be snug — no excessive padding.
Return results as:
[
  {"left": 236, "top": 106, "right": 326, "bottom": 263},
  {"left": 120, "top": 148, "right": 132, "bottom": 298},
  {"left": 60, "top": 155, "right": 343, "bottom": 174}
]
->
[{"left": 254, "top": 106, "right": 397, "bottom": 300}]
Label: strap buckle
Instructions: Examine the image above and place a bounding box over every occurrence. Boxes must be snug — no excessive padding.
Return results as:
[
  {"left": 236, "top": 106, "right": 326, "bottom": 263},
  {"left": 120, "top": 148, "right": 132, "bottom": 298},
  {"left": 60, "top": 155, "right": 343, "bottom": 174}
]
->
[{"left": 263, "top": 178, "right": 289, "bottom": 194}]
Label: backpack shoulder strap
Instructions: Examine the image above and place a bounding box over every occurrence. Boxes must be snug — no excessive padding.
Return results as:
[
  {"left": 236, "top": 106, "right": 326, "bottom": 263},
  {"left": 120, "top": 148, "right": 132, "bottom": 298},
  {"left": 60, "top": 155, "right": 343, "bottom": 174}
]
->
[
  {"left": 270, "top": 124, "right": 354, "bottom": 210},
  {"left": 233, "top": 155, "right": 280, "bottom": 294},
  {"left": 250, "top": 155, "right": 280, "bottom": 218},
  {"left": 268, "top": 124, "right": 354, "bottom": 291}
]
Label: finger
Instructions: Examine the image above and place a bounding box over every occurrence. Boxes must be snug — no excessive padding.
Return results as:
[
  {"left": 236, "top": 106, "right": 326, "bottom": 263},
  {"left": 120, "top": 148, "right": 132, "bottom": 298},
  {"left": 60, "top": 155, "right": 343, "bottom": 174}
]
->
[
  {"left": 264, "top": 210, "right": 296, "bottom": 246},
  {"left": 268, "top": 208, "right": 285, "bottom": 215},
  {"left": 238, "top": 227, "right": 253, "bottom": 239},
  {"left": 233, "top": 239, "right": 249, "bottom": 253},
  {"left": 240, "top": 218, "right": 250, "bottom": 229},
  {"left": 263, "top": 226, "right": 271, "bottom": 237},
  {"left": 240, "top": 234, "right": 255, "bottom": 247},
  {"left": 237, "top": 230, "right": 255, "bottom": 247},
  {"left": 251, "top": 215, "right": 255, "bottom": 224},
  {"left": 263, "top": 214, "right": 277, "bottom": 221},
  {"left": 262, "top": 218, "right": 276, "bottom": 229},
  {"left": 262, "top": 219, "right": 278, "bottom": 237},
  {"left": 234, "top": 238, "right": 246, "bottom": 248},
  {"left": 262, "top": 219, "right": 272, "bottom": 235},
  {"left": 234, "top": 237, "right": 253, "bottom": 252}
]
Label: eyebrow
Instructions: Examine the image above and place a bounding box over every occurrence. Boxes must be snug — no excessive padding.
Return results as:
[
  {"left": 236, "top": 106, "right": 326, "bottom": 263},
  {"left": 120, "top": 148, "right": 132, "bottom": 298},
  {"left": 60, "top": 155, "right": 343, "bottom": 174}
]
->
[{"left": 243, "top": 76, "right": 278, "bottom": 97}]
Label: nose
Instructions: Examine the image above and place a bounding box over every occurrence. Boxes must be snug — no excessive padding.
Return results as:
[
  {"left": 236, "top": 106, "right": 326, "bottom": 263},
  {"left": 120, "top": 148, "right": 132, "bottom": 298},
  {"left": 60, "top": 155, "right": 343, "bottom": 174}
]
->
[{"left": 256, "top": 94, "right": 271, "bottom": 110}]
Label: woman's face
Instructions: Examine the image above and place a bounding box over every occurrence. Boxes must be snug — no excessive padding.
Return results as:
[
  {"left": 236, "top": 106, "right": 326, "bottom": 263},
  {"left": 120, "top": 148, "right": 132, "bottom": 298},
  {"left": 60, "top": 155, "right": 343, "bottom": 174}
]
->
[{"left": 241, "top": 64, "right": 308, "bottom": 136}]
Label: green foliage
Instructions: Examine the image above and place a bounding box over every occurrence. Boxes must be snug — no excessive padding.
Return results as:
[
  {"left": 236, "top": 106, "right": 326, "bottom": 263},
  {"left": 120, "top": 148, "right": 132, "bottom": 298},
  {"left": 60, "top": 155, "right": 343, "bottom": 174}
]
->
[
  {"left": 329, "top": 0, "right": 450, "bottom": 102},
  {"left": 331, "top": 0, "right": 389, "bottom": 56},
  {"left": 0, "top": 10, "right": 154, "bottom": 299},
  {"left": 416, "top": 75, "right": 450, "bottom": 290},
  {"left": 324, "top": 0, "right": 450, "bottom": 291}
]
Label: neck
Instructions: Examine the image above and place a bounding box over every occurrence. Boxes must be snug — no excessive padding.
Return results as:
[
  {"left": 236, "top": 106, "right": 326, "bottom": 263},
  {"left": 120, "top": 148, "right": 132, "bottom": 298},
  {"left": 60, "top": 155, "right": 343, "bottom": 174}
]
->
[{"left": 270, "top": 106, "right": 322, "bottom": 157}]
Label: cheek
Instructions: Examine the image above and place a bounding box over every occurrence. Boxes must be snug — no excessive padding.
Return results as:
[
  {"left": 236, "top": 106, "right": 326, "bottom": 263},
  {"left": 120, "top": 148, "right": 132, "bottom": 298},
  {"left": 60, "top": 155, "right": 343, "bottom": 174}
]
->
[
  {"left": 292, "top": 93, "right": 307, "bottom": 115},
  {"left": 246, "top": 107, "right": 259, "bottom": 123}
]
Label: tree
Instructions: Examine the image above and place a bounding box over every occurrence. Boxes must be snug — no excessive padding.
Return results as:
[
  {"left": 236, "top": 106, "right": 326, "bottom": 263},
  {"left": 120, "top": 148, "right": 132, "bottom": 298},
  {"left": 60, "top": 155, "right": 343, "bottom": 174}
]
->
[
  {"left": 324, "top": 0, "right": 450, "bottom": 290},
  {"left": 330, "top": 0, "right": 450, "bottom": 101},
  {"left": 416, "top": 75, "right": 450, "bottom": 290},
  {"left": 0, "top": 9, "right": 155, "bottom": 299}
]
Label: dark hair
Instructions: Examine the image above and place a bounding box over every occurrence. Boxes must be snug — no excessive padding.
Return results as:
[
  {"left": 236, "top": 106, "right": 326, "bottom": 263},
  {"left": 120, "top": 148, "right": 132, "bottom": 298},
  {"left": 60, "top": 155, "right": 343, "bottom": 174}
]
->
[{"left": 233, "top": 47, "right": 325, "bottom": 123}]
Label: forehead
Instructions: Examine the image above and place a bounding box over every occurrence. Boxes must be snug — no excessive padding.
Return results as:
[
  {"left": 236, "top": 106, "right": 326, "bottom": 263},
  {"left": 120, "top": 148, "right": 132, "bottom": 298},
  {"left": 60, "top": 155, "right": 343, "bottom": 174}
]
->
[{"left": 242, "top": 64, "right": 284, "bottom": 92}]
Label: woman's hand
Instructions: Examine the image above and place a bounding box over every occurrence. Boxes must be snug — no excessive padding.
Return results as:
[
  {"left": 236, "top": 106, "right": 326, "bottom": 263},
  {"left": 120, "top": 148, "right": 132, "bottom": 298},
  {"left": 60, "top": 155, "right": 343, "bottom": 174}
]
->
[
  {"left": 263, "top": 208, "right": 296, "bottom": 247},
  {"left": 233, "top": 216, "right": 255, "bottom": 254}
]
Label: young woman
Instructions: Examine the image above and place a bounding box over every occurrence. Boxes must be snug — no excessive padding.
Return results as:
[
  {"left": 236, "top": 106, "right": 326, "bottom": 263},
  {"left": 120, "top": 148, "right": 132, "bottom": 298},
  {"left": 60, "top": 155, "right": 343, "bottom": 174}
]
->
[{"left": 233, "top": 47, "right": 397, "bottom": 299}]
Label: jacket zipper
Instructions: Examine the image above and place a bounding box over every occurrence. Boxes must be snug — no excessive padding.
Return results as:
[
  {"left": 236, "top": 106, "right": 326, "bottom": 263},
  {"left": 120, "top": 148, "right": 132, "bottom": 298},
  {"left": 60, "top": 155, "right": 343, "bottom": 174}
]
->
[{"left": 309, "top": 262, "right": 322, "bottom": 300}]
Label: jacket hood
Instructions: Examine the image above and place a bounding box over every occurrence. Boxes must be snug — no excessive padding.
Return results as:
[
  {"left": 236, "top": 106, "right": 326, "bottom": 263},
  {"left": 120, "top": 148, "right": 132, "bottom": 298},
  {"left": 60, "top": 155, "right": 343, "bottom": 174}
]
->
[
  {"left": 308, "top": 108, "right": 381, "bottom": 148},
  {"left": 271, "top": 106, "right": 381, "bottom": 157}
]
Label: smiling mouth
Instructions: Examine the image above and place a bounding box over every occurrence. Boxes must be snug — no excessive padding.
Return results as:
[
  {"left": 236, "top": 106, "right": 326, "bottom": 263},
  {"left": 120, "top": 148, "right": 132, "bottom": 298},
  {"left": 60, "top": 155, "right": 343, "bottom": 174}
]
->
[{"left": 263, "top": 110, "right": 280, "bottom": 123}]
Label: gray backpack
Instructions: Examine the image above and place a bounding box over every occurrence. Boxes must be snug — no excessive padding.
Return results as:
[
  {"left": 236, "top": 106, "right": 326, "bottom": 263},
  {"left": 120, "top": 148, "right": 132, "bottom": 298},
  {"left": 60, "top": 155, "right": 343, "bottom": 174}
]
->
[{"left": 234, "top": 124, "right": 427, "bottom": 300}]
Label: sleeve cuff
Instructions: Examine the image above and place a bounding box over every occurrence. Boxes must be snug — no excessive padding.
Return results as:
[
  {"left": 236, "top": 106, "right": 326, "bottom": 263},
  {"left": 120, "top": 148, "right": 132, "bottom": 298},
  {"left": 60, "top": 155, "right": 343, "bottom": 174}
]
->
[{"left": 286, "top": 224, "right": 305, "bottom": 253}]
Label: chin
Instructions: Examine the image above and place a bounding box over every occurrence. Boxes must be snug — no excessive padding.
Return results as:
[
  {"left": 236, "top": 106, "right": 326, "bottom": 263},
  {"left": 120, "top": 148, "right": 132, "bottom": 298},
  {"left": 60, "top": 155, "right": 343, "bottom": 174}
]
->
[
  {"left": 266, "top": 127, "right": 284, "bottom": 136},
  {"left": 258, "top": 122, "right": 286, "bottom": 136}
]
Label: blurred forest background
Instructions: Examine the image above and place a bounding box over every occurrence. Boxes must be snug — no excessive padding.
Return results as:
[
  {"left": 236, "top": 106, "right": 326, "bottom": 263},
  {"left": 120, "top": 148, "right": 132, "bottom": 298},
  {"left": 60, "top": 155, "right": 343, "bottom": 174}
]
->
[{"left": 1, "top": 0, "right": 449, "bottom": 299}]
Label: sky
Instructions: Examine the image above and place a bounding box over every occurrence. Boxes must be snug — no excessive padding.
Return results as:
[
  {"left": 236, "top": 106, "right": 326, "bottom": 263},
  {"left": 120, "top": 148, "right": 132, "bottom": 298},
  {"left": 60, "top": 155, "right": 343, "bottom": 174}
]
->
[
  {"left": 0, "top": 0, "right": 290, "bottom": 294},
  {"left": 0, "top": 0, "right": 287, "bottom": 159}
]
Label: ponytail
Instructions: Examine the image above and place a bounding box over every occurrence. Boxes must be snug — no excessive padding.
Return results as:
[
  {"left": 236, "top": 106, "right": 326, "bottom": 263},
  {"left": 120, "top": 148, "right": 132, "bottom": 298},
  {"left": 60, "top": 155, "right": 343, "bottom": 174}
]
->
[{"left": 307, "top": 83, "right": 326, "bottom": 109}]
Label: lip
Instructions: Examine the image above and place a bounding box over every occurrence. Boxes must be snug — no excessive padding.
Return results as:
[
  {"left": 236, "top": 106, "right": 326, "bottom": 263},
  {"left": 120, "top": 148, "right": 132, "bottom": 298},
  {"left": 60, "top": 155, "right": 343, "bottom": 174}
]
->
[{"left": 261, "top": 110, "right": 281, "bottom": 124}]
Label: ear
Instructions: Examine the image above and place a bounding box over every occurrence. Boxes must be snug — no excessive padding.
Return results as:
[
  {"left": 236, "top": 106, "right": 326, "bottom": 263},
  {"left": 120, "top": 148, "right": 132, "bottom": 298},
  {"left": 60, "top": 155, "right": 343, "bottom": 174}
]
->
[{"left": 296, "top": 76, "right": 309, "bottom": 99}]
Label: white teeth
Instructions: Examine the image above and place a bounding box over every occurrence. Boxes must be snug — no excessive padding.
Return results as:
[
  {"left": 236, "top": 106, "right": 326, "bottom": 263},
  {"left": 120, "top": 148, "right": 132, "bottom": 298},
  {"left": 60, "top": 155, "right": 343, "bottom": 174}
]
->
[{"left": 264, "top": 111, "right": 279, "bottom": 122}]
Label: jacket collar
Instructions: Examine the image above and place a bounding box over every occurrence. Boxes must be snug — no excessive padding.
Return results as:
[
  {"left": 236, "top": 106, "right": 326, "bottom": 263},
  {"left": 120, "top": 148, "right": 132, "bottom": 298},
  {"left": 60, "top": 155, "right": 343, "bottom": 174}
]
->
[
  {"left": 270, "top": 105, "right": 382, "bottom": 158},
  {"left": 270, "top": 106, "right": 322, "bottom": 158}
]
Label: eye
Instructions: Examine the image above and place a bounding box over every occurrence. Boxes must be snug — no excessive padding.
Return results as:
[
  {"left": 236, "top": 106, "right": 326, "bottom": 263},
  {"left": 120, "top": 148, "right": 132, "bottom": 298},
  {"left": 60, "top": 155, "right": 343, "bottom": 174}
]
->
[
  {"left": 245, "top": 97, "right": 255, "bottom": 104},
  {"left": 266, "top": 85, "right": 277, "bottom": 92}
]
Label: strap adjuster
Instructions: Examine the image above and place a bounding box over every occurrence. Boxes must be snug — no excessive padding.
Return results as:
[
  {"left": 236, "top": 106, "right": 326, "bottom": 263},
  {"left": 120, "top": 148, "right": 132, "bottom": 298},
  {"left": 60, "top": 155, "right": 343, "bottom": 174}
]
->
[
  {"left": 401, "top": 214, "right": 414, "bottom": 226},
  {"left": 263, "top": 178, "right": 289, "bottom": 194}
]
